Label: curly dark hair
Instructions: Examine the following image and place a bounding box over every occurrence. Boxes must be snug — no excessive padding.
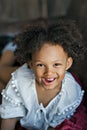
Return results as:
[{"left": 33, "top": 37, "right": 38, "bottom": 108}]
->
[{"left": 14, "top": 19, "right": 87, "bottom": 65}]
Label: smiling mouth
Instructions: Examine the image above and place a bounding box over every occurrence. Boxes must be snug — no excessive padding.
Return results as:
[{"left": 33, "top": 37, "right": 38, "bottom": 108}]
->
[{"left": 42, "top": 78, "right": 56, "bottom": 85}]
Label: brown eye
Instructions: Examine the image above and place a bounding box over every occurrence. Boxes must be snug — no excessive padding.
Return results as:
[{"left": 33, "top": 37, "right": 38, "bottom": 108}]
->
[
  {"left": 37, "top": 64, "right": 44, "bottom": 67},
  {"left": 54, "top": 63, "right": 61, "bottom": 67}
]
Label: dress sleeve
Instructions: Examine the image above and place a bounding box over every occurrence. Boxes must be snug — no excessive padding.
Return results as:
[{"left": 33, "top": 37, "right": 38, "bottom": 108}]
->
[{"left": 0, "top": 73, "right": 26, "bottom": 119}]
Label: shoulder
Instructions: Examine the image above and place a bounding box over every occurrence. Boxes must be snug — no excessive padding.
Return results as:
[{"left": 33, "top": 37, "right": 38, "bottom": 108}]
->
[
  {"left": 12, "top": 63, "right": 34, "bottom": 78},
  {"left": 64, "top": 72, "right": 82, "bottom": 93},
  {"left": 11, "top": 63, "right": 35, "bottom": 86},
  {"left": 64, "top": 71, "right": 84, "bottom": 95},
  {"left": 10, "top": 63, "right": 35, "bottom": 93},
  {"left": 61, "top": 71, "right": 84, "bottom": 106}
]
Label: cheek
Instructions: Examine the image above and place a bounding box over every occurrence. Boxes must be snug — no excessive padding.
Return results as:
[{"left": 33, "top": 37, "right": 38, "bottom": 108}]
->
[
  {"left": 57, "top": 69, "right": 66, "bottom": 80},
  {"left": 34, "top": 69, "right": 43, "bottom": 78},
  {"left": 57, "top": 67, "right": 66, "bottom": 74}
]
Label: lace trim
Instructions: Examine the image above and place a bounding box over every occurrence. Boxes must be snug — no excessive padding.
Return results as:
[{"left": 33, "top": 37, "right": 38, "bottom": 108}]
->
[{"left": 1, "top": 74, "right": 23, "bottom": 106}]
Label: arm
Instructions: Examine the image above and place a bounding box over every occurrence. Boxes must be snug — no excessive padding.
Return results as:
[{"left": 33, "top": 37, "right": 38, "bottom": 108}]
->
[
  {"left": 0, "top": 64, "right": 18, "bottom": 93},
  {"left": 0, "top": 65, "right": 18, "bottom": 84},
  {"left": 1, "top": 118, "right": 18, "bottom": 130},
  {"left": 0, "top": 81, "right": 5, "bottom": 92},
  {"left": 0, "top": 50, "right": 18, "bottom": 84},
  {"left": 0, "top": 50, "right": 15, "bottom": 66}
]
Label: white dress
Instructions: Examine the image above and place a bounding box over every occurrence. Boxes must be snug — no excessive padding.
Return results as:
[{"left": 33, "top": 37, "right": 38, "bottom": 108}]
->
[{"left": 0, "top": 64, "right": 84, "bottom": 130}]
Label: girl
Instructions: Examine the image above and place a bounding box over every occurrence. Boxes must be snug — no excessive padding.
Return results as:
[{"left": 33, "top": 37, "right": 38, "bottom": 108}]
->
[{"left": 0, "top": 19, "right": 87, "bottom": 130}]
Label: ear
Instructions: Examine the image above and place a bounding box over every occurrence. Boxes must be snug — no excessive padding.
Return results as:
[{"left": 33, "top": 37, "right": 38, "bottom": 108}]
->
[
  {"left": 66, "top": 57, "right": 73, "bottom": 70},
  {"left": 28, "top": 61, "right": 33, "bottom": 68}
]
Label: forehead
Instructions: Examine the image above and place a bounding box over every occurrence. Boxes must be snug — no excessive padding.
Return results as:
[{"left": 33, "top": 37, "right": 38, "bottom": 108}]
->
[{"left": 32, "top": 43, "right": 68, "bottom": 61}]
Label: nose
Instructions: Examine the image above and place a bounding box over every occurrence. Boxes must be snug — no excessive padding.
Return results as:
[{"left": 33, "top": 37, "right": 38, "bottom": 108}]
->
[{"left": 44, "top": 66, "right": 53, "bottom": 75}]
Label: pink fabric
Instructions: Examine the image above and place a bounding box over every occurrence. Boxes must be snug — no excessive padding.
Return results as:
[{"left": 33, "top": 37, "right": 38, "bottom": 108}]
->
[
  {"left": 71, "top": 73, "right": 82, "bottom": 86},
  {"left": 55, "top": 102, "right": 87, "bottom": 130}
]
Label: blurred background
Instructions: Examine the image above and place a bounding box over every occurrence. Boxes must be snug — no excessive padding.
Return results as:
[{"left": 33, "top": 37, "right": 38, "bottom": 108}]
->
[
  {"left": 0, "top": 0, "right": 87, "bottom": 92},
  {"left": 0, "top": 0, "right": 86, "bottom": 39},
  {"left": 0, "top": 0, "right": 87, "bottom": 38}
]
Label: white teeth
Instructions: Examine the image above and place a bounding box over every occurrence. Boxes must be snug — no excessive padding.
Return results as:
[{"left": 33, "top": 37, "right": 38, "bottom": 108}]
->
[{"left": 46, "top": 78, "right": 54, "bottom": 81}]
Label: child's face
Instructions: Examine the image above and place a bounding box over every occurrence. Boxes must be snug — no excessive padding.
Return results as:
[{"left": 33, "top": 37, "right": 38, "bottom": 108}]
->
[{"left": 29, "top": 43, "right": 73, "bottom": 90}]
